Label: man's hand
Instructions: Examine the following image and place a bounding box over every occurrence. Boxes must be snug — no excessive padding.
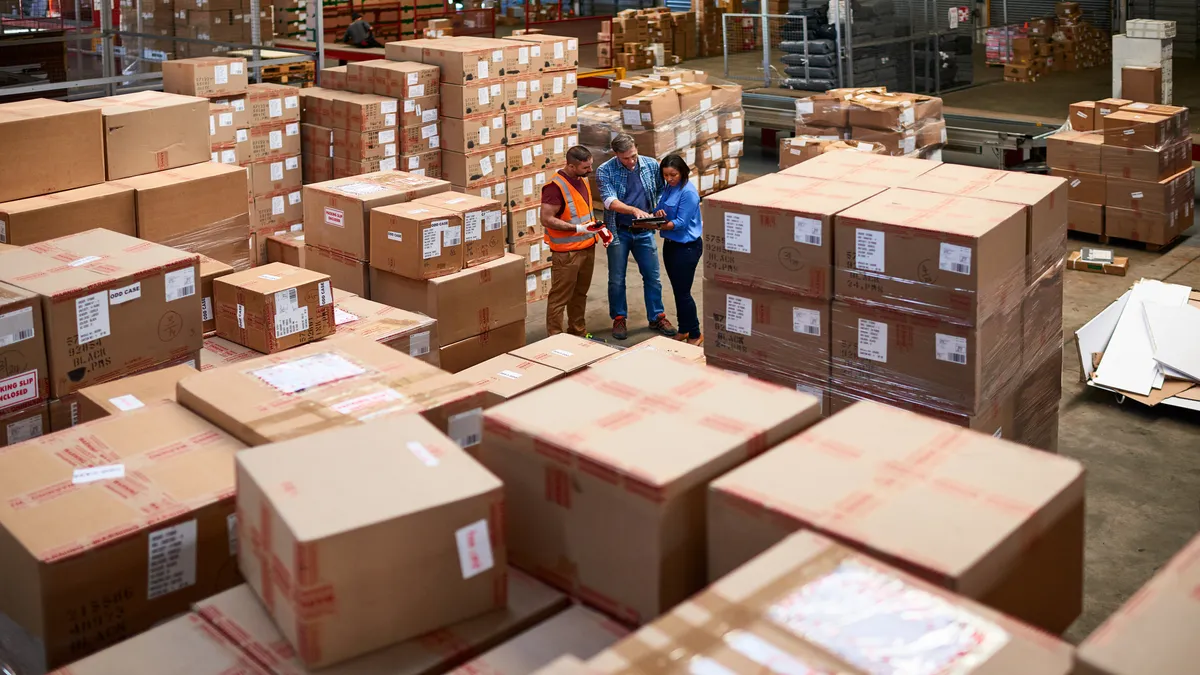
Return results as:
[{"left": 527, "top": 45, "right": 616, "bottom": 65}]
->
[{"left": 632, "top": 208, "right": 652, "bottom": 219}]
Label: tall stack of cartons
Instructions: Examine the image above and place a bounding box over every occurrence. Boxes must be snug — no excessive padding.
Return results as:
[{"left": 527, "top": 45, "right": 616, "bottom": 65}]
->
[
  {"left": 346, "top": 59, "right": 443, "bottom": 178},
  {"left": 298, "top": 86, "right": 338, "bottom": 182},
  {"left": 1113, "top": 21, "right": 1174, "bottom": 104},
  {"left": 693, "top": 0, "right": 723, "bottom": 57},
  {"left": 174, "top": 0, "right": 242, "bottom": 57},
  {"left": 163, "top": 57, "right": 251, "bottom": 168},
  {"left": 244, "top": 83, "right": 303, "bottom": 262},
  {"left": 121, "top": 0, "right": 176, "bottom": 62}
]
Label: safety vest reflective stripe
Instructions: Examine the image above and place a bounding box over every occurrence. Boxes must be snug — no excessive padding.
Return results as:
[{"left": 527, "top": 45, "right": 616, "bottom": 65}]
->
[
  {"left": 545, "top": 173, "right": 596, "bottom": 252},
  {"left": 554, "top": 175, "right": 587, "bottom": 225}
]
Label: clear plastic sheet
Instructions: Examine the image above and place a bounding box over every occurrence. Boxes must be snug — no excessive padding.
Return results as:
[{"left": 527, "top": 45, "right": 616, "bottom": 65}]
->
[
  {"left": 160, "top": 213, "right": 253, "bottom": 272},
  {"left": 794, "top": 87, "right": 947, "bottom": 158},
  {"left": 578, "top": 68, "right": 746, "bottom": 196}
]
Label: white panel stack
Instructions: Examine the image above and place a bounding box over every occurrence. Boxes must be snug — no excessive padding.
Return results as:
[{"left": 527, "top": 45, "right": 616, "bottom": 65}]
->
[{"left": 1112, "top": 28, "right": 1174, "bottom": 103}]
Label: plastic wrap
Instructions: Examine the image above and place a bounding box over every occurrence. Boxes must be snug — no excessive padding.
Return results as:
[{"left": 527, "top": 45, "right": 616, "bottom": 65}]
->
[
  {"left": 162, "top": 212, "right": 254, "bottom": 272},
  {"left": 794, "top": 88, "right": 947, "bottom": 158},
  {"left": 578, "top": 70, "right": 745, "bottom": 196},
  {"left": 778, "top": 136, "right": 885, "bottom": 170}
]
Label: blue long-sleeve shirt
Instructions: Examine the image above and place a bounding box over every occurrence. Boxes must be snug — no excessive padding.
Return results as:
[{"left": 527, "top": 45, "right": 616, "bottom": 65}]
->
[
  {"left": 597, "top": 155, "right": 664, "bottom": 230},
  {"left": 657, "top": 182, "right": 702, "bottom": 243}
]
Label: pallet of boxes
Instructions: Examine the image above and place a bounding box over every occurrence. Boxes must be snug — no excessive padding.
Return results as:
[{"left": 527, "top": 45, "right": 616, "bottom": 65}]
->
[
  {"left": 791, "top": 87, "right": 946, "bottom": 160},
  {"left": 1049, "top": 98, "right": 1192, "bottom": 248},
  {"left": 598, "top": 8, "right": 697, "bottom": 69},
  {"left": 386, "top": 34, "right": 582, "bottom": 306},
  {"left": 1114, "top": 19, "right": 1175, "bottom": 105},
  {"left": 701, "top": 148, "right": 1069, "bottom": 453}
]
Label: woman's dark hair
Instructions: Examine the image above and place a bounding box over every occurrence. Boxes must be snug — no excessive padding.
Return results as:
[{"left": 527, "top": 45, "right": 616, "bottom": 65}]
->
[{"left": 660, "top": 154, "right": 689, "bottom": 184}]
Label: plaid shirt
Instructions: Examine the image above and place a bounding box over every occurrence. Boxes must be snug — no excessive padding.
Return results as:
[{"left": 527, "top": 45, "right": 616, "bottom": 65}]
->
[{"left": 596, "top": 154, "right": 664, "bottom": 229}]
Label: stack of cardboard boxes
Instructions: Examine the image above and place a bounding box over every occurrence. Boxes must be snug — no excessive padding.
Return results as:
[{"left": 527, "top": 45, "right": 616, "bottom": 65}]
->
[
  {"left": 163, "top": 56, "right": 252, "bottom": 169},
  {"left": 693, "top": 0, "right": 723, "bottom": 57},
  {"left": 778, "top": 136, "right": 886, "bottom": 169},
  {"left": 1001, "top": 5, "right": 1108, "bottom": 82},
  {"left": 1113, "top": 20, "right": 1175, "bottom": 104},
  {"left": 1050, "top": 99, "right": 1193, "bottom": 246},
  {"left": 171, "top": 0, "right": 273, "bottom": 58},
  {"left": 701, "top": 151, "right": 1067, "bottom": 452},
  {"left": 597, "top": 9, "right": 696, "bottom": 69},
  {"left": 346, "top": 58, "right": 444, "bottom": 178},
  {"left": 295, "top": 80, "right": 401, "bottom": 181},
  {"left": 794, "top": 87, "right": 947, "bottom": 159},
  {"left": 237, "top": 82, "right": 304, "bottom": 260}
]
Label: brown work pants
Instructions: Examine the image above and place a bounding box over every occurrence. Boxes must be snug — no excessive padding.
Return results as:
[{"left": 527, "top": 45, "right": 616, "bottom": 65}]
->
[{"left": 546, "top": 245, "right": 595, "bottom": 336}]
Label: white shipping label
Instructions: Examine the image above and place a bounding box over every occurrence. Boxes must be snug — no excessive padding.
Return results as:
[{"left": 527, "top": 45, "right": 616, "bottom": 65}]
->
[
  {"left": 557, "top": 107, "right": 566, "bottom": 124},
  {"left": 269, "top": 130, "right": 283, "bottom": 149},
  {"left": 274, "top": 307, "right": 309, "bottom": 339},
  {"left": 108, "top": 282, "right": 141, "bottom": 305},
  {"left": 541, "top": 268, "right": 551, "bottom": 281},
  {"left": 498, "top": 369, "right": 523, "bottom": 380},
  {"left": 269, "top": 99, "right": 282, "bottom": 118},
  {"left": 465, "top": 212, "right": 483, "bottom": 241},
  {"left": 455, "top": 518, "right": 494, "bottom": 579},
  {"left": 857, "top": 319, "right": 888, "bottom": 362},
  {"left": 725, "top": 295, "right": 752, "bottom": 336},
  {"left": 443, "top": 225, "right": 462, "bottom": 247},
  {"left": 237, "top": 304, "right": 245, "bottom": 328},
  {"left": 936, "top": 333, "right": 968, "bottom": 365},
  {"left": 236, "top": 128, "right": 248, "bottom": 142},
  {"left": 707, "top": 117, "right": 718, "bottom": 134},
  {"left": 521, "top": 113, "right": 532, "bottom": 131},
  {"left": 285, "top": 95, "right": 298, "bottom": 109},
  {"left": 411, "top": 83, "right": 425, "bottom": 97},
  {"left": 622, "top": 109, "right": 641, "bottom": 126},
  {"left": 535, "top": 173, "right": 545, "bottom": 186},
  {"left": 554, "top": 137, "right": 565, "bottom": 154},
  {"left": 485, "top": 211, "right": 502, "bottom": 231},
  {"left": 318, "top": 280, "right": 331, "bottom": 306},
  {"left": 492, "top": 116, "right": 503, "bottom": 129},
  {"left": 517, "top": 80, "right": 528, "bottom": 98},
  {"left": 276, "top": 287, "right": 299, "bottom": 313},
  {"left": 518, "top": 47, "right": 529, "bottom": 64},
  {"left": 449, "top": 408, "right": 483, "bottom": 447},
  {"left": 525, "top": 209, "right": 536, "bottom": 226},
  {"left": 729, "top": 118, "right": 744, "bottom": 135},
  {"left": 384, "top": 114, "right": 397, "bottom": 127},
  {"left": 324, "top": 207, "right": 346, "bottom": 227},
  {"left": 792, "top": 307, "right": 821, "bottom": 336},
  {"left": 272, "top": 196, "right": 285, "bottom": 215},
  {"left": 231, "top": 61, "right": 243, "bottom": 75},
  {"left": 410, "top": 331, "right": 431, "bottom": 357},
  {"left": 286, "top": 122, "right": 299, "bottom": 136},
  {"left": 379, "top": 129, "right": 396, "bottom": 144},
  {"left": 523, "top": 177, "right": 534, "bottom": 195},
  {"left": 76, "top": 292, "right": 111, "bottom": 345},
  {"left": 551, "top": 349, "right": 573, "bottom": 358},
  {"left": 334, "top": 307, "right": 360, "bottom": 325},
  {"left": 218, "top": 112, "right": 233, "bottom": 127},
  {"left": 522, "top": 147, "right": 533, "bottom": 165},
  {"left": 492, "top": 49, "right": 502, "bottom": 62},
  {"left": 531, "top": 45, "right": 542, "bottom": 58},
  {"left": 422, "top": 226, "right": 442, "bottom": 260},
  {"left": 407, "top": 441, "right": 440, "bottom": 467},
  {"left": 724, "top": 212, "right": 751, "bottom": 253},
  {"left": 526, "top": 274, "right": 537, "bottom": 292},
  {"left": 6, "top": 415, "right": 42, "bottom": 445},
  {"left": 477, "top": 60, "right": 489, "bottom": 79},
  {"left": 408, "top": 156, "right": 420, "bottom": 170},
  {"left": 232, "top": 98, "right": 245, "bottom": 111},
  {"left": 479, "top": 125, "right": 490, "bottom": 145},
  {"left": 533, "top": 144, "right": 543, "bottom": 156},
  {"left": 854, "top": 229, "right": 885, "bottom": 272},
  {"left": 165, "top": 267, "right": 196, "bottom": 302},
  {"left": 147, "top": 520, "right": 198, "bottom": 600},
  {"left": 568, "top": 38, "right": 577, "bottom": 51},
  {"left": 1131, "top": 191, "right": 1144, "bottom": 199},
  {"left": 553, "top": 76, "right": 564, "bottom": 94},
  {"left": 1070, "top": 178, "right": 1081, "bottom": 188},
  {"left": 555, "top": 41, "right": 566, "bottom": 58},
  {"left": 270, "top": 162, "right": 283, "bottom": 181},
  {"left": 108, "top": 394, "right": 144, "bottom": 412},
  {"left": 201, "top": 297, "right": 214, "bottom": 323},
  {"left": 380, "top": 158, "right": 398, "bottom": 171},
  {"left": 794, "top": 216, "right": 822, "bottom": 247},
  {"left": 73, "top": 464, "right": 125, "bottom": 484},
  {"left": 421, "top": 123, "right": 438, "bottom": 139},
  {"left": 289, "top": 190, "right": 301, "bottom": 205},
  {"left": 796, "top": 100, "right": 814, "bottom": 115},
  {"left": 478, "top": 86, "right": 490, "bottom": 104},
  {"left": 220, "top": 150, "right": 236, "bottom": 165},
  {"left": 0, "top": 306, "right": 34, "bottom": 347},
  {"left": 939, "top": 242, "right": 972, "bottom": 275},
  {"left": 700, "top": 97, "right": 713, "bottom": 111},
  {"left": 380, "top": 100, "right": 397, "bottom": 114},
  {"left": 479, "top": 156, "right": 494, "bottom": 176}
]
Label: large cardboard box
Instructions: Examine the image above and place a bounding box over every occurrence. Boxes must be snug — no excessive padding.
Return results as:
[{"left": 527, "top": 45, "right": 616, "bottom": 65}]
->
[
  {"left": 1105, "top": 167, "right": 1195, "bottom": 214},
  {"left": 506, "top": 169, "right": 551, "bottom": 210},
  {"left": 247, "top": 83, "right": 301, "bottom": 125},
  {"left": 265, "top": 232, "right": 306, "bottom": 268},
  {"left": 70, "top": 362, "right": 196, "bottom": 425},
  {"left": 1075, "top": 532, "right": 1200, "bottom": 675},
  {"left": 1105, "top": 201, "right": 1191, "bottom": 246},
  {"left": 370, "top": 203, "right": 465, "bottom": 280},
  {"left": 451, "top": 605, "right": 626, "bottom": 675},
  {"left": 199, "top": 255, "right": 234, "bottom": 334},
  {"left": 702, "top": 279, "right": 829, "bottom": 383},
  {"left": 457, "top": 354, "right": 563, "bottom": 408},
  {"left": 248, "top": 155, "right": 303, "bottom": 198},
  {"left": 0, "top": 99, "right": 105, "bottom": 203},
  {"left": 116, "top": 161, "right": 252, "bottom": 270},
  {"left": 1068, "top": 200, "right": 1105, "bottom": 235},
  {"left": 303, "top": 245, "right": 371, "bottom": 299},
  {"left": 303, "top": 171, "right": 450, "bottom": 262},
  {"left": 1101, "top": 110, "right": 1170, "bottom": 149},
  {"left": 74, "top": 91, "right": 210, "bottom": 179},
  {"left": 441, "top": 82, "right": 506, "bottom": 118},
  {"left": 412, "top": 191, "right": 506, "bottom": 268},
  {"left": 162, "top": 56, "right": 249, "bottom": 97},
  {"left": 504, "top": 106, "right": 546, "bottom": 144},
  {"left": 508, "top": 334, "right": 619, "bottom": 374},
  {"left": 1101, "top": 139, "right": 1191, "bottom": 181},
  {"left": 0, "top": 282, "right": 48, "bottom": 414},
  {"left": 1123, "top": 102, "right": 1190, "bottom": 140},
  {"left": 0, "top": 183, "right": 136, "bottom": 246},
  {"left": 177, "top": 335, "right": 488, "bottom": 447},
  {"left": 589, "top": 334, "right": 706, "bottom": 368},
  {"left": 193, "top": 572, "right": 570, "bottom": 675},
  {"left": 438, "top": 320, "right": 527, "bottom": 373},
  {"left": 368, "top": 60, "right": 440, "bottom": 99},
  {"left": 1121, "top": 65, "right": 1163, "bottom": 104},
  {"left": 327, "top": 293, "right": 437, "bottom": 363},
  {"left": 199, "top": 335, "right": 258, "bottom": 371},
  {"left": 443, "top": 148, "right": 509, "bottom": 188},
  {"left": 1051, "top": 169, "right": 1106, "bottom": 204},
  {"left": 1047, "top": 130, "right": 1104, "bottom": 174},
  {"left": 504, "top": 33, "right": 579, "bottom": 71},
  {"left": 707, "top": 400, "right": 1085, "bottom": 633},
  {"left": 248, "top": 120, "right": 302, "bottom": 161},
  {"left": 589, "top": 531, "right": 1075, "bottom": 675},
  {"left": 50, "top": 613, "right": 266, "bottom": 675},
  {"left": 386, "top": 37, "right": 523, "bottom": 85},
  {"left": 542, "top": 70, "right": 579, "bottom": 106},
  {"left": 0, "top": 402, "right": 244, "bottom": 668},
  {"left": 370, "top": 253, "right": 526, "bottom": 345},
  {"left": 235, "top": 415, "right": 506, "bottom": 667},
  {"left": 0, "top": 230, "right": 202, "bottom": 397},
  {"left": 779, "top": 149, "right": 941, "bottom": 187},
  {"left": 833, "top": 188, "right": 1027, "bottom": 325},
  {"left": 333, "top": 127, "right": 398, "bottom": 162},
  {"left": 479, "top": 350, "right": 822, "bottom": 623},
  {"left": 700, "top": 173, "right": 886, "bottom": 298},
  {"left": 441, "top": 113, "right": 506, "bottom": 153},
  {"left": 213, "top": 263, "right": 334, "bottom": 353}
]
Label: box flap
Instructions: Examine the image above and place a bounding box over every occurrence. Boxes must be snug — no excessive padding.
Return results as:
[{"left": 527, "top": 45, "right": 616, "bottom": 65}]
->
[
  {"left": 218, "top": 262, "right": 328, "bottom": 295},
  {"left": 458, "top": 354, "right": 562, "bottom": 398},
  {"left": 837, "top": 187, "right": 1027, "bottom": 238},
  {"left": 58, "top": 613, "right": 268, "bottom": 675}
]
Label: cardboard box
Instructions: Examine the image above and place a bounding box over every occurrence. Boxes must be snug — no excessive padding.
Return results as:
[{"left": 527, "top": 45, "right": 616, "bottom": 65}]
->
[
  {"left": 332, "top": 127, "right": 398, "bottom": 162},
  {"left": 386, "top": 38, "right": 513, "bottom": 85},
  {"left": 1105, "top": 201, "right": 1191, "bottom": 246},
  {"left": 504, "top": 106, "right": 546, "bottom": 144},
  {"left": 505, "top": 33, "right": 579, "bottom": 70},
  {"left": 505, "top": 139, "right": 549, "bottom": 174},
  {"left": 542, "top": 70, "right": 578, "bottom": 105},
  {"left": 700, "top": 173, "right": 885, "bottom": 298},
  {"left": 0, "top": 230, "right": 202, "bottom": 397},
  {"left": 543, "top": 102, "right": 578, "bottom": 135},
  {"left": 400, "top": 150, "right": 443, "bottom": 180},
  {"left": 1122, "top": 102, "right": 1190, "bottom": 141},
  {"left": 0, "top": 183, "right": 136, "bottom": 246},
  {"left": 345, "top": 59, "right": 436, "bottom": 98},
  {"left": 1101, "top": 139, "right": 1190, "bottom": 181},
  {"left": 234, "top": 415, "right": 505, "bottom": 668},
  {"left": 707, "top": 400, "right": 1085, "bottom": 633},
  {"left": 248, "top": 120, "right": 302, "bottom": 161},
  {"left": 298, "top": 88, "right": 338, "bottom": 128},
  {"left": 251, "top": 191, "right": 304, "bottom": 234},
  {"left": 1067, "top": 250, "right": 1128, "bottom": 276},
  {"left": 247, "top": 83, "right": 301, "bottom": 125},
  {"left": 398, "top": 121, "right": 441, "bottom": 154},
  {"left": 213, "top": 263, "right": 333, "bottom": 353},
  {"left": 702, "top": 279, "right": 829, "bottom": 382},
  {"left": 199, "top": 335, "right": 258, "bottom": 371},
  {"left": 394, "top": 95, "right": 439, "bottom": 131},
  {"left": 478, "top": 350, "right": 821, "bottom": 622},
  {"left": 441, "top": 82, "right": 506, "bottom": 118},
  {"left": 200, "top": 255, "right": 234, "bottom": 333},
  {"left": 1105, "top": 167, "right": 1195, "bottom": 214},
  {"left": 303, "top": 171, "right": 450, "bottom": 262},
  {"left": 193, "top": 572, "right": 570, "bottom": 675},
  {"left": 1102, "top": 111, "right": 1170, "bottom": 149},
  {"left": 370, "top": 203, "right": 465, "bottom": 280},
  {"left": 443, "top": 148, "right": 508, "bottom": 188},
  {"left": 438, "top": 320, "right": 527, "bottom": 373},
  {"left": 1068, "top": 200, "right": 1104, "bottom": 235},
  {"left": 0, "top": 401, "right": 47, "bottom": 447},
  {"left": 177, "top": 335, "right": 488, "bottom": 446},
  {"left": 1096, "top": 97, "right": 1133, "bottom": 116},
  {"left": 506, "top": 169, "right": 549, "bottom": 210},
  {"left": 303, "top": 153, "right": 334, "bottom": 185},
  {"left": 523, "top": 265, "right": 552, "bottom": 304},
  {"left": 332, "top": 156, "right": 399, "bottom": 178},
  {"left": 455, "top": 179, "right": 507, "bottom": 206},
  {"left": 1047, "top": 130, "right": 1104, "bottom": 173},
  {"left": 412, "top": 191, "right": 506, "bottom": 267},
  {"left": 457, "top": 354, "right": 563, "bottom": 407},
  {"left": 0, "top": 282, "right": 48, "bottom": 414},
  {"left": 248, "top": 155, "right": 303, "bottom": 198},
  {"left": 590, "top": 334, "right": 706, "bottom": 368},
  {"left": 211, "top": 93, "right": 249, "bottom": 128},
  {"left": 441, "top": 114, "right": 506, "bottom": 153},
  {"left": 0, "top": 402, "right": 244, "bottom": 668},
  {"left": 590, "top": 531, "right": 1076, "bottom": 675},
  {"left": 303, "top": 244, "right": 370, "bottom": 299},
  {"left": 1122, "top": 65, "right": 1163, "bottom": 104},
  {"left": 163, "top": 56, "right": 249, "bottom": 97},
  {"left": 1050, "top": 169, "right": 1105, "bottom": 204},
  {"left": 508, "top": 334, "right": 618, "bottom": 374},
  {"left": 74, "top": 91, "right": 210, "bottom": 180},
  {"left": 116, "top": 161, "right": 252, "bottom": 270},
  {"left": 510, "top": 238, "right": 553, "bottom": 272},
  {"left": 779, "top": 150, "right": 941, "bottom": 187},
  {"left": 208, "top": 101, "right": 239, "bottom": 144},
  {"left": 69, "top": 362, "right": 196, "bottom": 425},
  {"left": 620, "top": 88, "right": 680, "bottom": 130},
  {"left": 327, "top": 294, "right": 436, "bottom": 362},
  {"left": 502, "top": 72, "right": 545, "bottom": 109},
  {"left": 451, "top": 605, "right": 625, "bottom": 674},
  {"left": 1068, "top": 100, "right": 1096, "bottom": 130},
  {"left": 370, "top": 254, "right": 525, "bottom": 345},
  {"left": 833, "top": 188, "right": 1027, "bottom": 325},
  {"left": 509, "top": 205, "right": 542, "bottom": 242},
  {"left": 320, "top": 65, "right": 347, "bottom": 90},
  {"left": 0, "top": 99, "right": 105, "bottom": 203}
]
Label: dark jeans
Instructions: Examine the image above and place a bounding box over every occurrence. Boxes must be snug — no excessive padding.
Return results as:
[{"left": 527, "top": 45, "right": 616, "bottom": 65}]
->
[{"left": 662, "top": 238, "right": 703, "bottom": 339}]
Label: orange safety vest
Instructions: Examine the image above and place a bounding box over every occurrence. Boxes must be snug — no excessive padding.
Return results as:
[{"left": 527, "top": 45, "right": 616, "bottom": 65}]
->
[{"left": 544, "top": 172, "right": 597, "bottom": 252}]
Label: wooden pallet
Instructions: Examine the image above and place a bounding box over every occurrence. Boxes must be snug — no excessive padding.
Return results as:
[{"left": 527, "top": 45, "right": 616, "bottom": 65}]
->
[
  {"left": 261, "top": 61, "right": 315, "bottom": 77},
  {"left": 1094, "top": 233, "right": 1182, "bottom": 253}
]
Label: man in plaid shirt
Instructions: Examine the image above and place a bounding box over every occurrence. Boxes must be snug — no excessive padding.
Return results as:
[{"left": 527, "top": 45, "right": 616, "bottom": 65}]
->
[{"left": 595, "top": 133, "right": 678, "bottom": 341}]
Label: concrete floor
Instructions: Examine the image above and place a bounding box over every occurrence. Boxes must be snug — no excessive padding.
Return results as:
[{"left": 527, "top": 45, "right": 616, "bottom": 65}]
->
[{"left": 532, "top": 132, "right": 1200, "bottom": 644}]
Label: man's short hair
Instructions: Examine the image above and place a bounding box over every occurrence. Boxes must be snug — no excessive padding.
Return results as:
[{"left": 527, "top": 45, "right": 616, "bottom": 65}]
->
[
  {"left": 351, "top": 11, "right": 362, "bottom": 19},
  {"left": 566, "top": 145, "right": 591, "bottom": 164},
  {"left": 611, "top": 133, "right": 636, "bottom": 154}
]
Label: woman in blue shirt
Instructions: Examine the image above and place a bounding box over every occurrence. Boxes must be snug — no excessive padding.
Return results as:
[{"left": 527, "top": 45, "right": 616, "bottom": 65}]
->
[{"left": 653, "top": 154, "right": 704, "bottom": 345}]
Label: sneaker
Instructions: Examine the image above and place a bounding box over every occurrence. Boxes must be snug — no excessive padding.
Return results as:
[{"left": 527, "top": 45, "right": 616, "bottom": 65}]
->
[
  {"left": 674, "top": 332, "right": 689, "bottom": 342},
  {"left": 612, "top": 316, "right": 628, "bottom": 340},
  {"left": 687, "top": 334, "right": 704, "bottom": 346},
  {"left": 650, "top": 314, "right": 678, "bottom": 337}
]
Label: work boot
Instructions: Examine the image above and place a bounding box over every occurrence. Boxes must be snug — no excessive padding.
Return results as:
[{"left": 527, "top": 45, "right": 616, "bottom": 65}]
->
[
  {"left": 612, "top": 316, "right": 628, "bottom": 340},
  {"left": 650, "top": 314, "right": 678, "bottom": 337},
  {"left": 687, "top": 334, "right": 704, "bottom": 346}
]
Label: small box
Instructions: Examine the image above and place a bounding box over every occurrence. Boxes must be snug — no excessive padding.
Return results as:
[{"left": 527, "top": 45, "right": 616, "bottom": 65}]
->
[
  {"left": 443, "top": 148, "right": 509, "bottom": 188},
  {"left": 247, "top": 82, "right": 301, "bottom": 125},
  {"left": 399, "top": 149, "right": 443, "bottom": 179},
  {"left": 502, "top": 72, "right": 545, "bottom": 109},
  {"left": 504, "top": 106, "right": 546, "bottom": 143},
  {"left": 265, "top": 231, "right": 306, "bottom": 267},
  {"left": 1068, "top": 100, "right": 1096, "bottom": 130},
  {"left": 212, "top": 262, "right": 335, "bottom": 353},
  {"left": 247, "top": 120, "right": 301, "bottom": 161},
  {"left": 397, "top": 93, "right": 440, "bottom": 128},
  {"left": 506, "top": 169, "right": 550, "bottom": 210},
  {"left": 1051, "top": 169, "right": 1106, "bottom": 204},
  {"left": 399, "top": 120, "right": 442, "bottom": 154},
  {"left": 333, "top": 127, "right": 399, "bottom": 162},
  {"left": 1067, "top": 200, "right": 1104, "bottom": 235},
  {"left": 0, "top": 99, "right": 105, "bottom": 203},
  {"left": 1102, "top": 111, "right": 1170, "bottom": 149},
  {"left": 510, "top": 238, "right": 553, "bottom": 272},
  {"left": 328, "top": 294, "right": 437, "bottom": 362},
  {"left": 525, "top": 266, "right": 552, "bottom": 304},
  {"left": 441, "top": 81, "right": 506, "bottom": 118},
  {"left": 247, "top": 154, "right": 303, "bottom": 197},
  {"left": 508, "top": 205, "right": 543, "bottom": 242},
  {"left": 1047, "top": 130, "right": 1104, "bottom": 173},
  {"left": 541, "top": 69, "right": 578, "bottom": 105},
  {"left": 162, "top": 56, "right": 248, "bottom": 97},
  {"left": 386, "top": 38, "right": 513, "bottom": 85},
  {"left": 412, "top": 191, "right": 506, "bottom": 267},
  {"left": 620, "top": 88, "right": 680, "bottom": 129},
  {"left": 235, "top": 415, "right": 505, "bottom": 667},
  {"left": 1121, "top": 65, "right": 1163, "bottom": 104},
  {"left": 1067, "top": 249, "right": 1128, "bottom": 276},
  {"left": 1095, "top": 97, "right": 1133, "bottom": 116},
  {"left": 370, "top": 203, "right": 465, "bottom": 280}
]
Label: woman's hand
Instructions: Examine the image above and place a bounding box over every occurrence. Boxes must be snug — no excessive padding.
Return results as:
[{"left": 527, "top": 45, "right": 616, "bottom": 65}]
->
[
  {"left": 662, "top": 221, "right": 675, "bottom": 231},
  {"left": 654, "top": 209, "right": 666, "bottom": 218}
]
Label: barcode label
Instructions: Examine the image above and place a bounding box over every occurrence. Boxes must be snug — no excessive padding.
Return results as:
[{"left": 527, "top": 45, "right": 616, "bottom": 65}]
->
[
  {"left": 794, "top": 216, "right": 822, "bottom": 247},
  {"left": 792, "top": 307, "right": 821, "bottom": 336},
  {"left": 936, "top": 333, "right": 968, "bottom": 365},
  {"left": 164, "top": 268, "right": 196, "bottom": 302},
  {"left": 275, "top": 287, "right": 299, "bottom": 312},
  {"left": 938, "top": 243, "right": 972, "bottom": 275},
  {"left": 449, "top": 408, "right": 483, "bottom": 448},
  {"left": 0, "top": 306, "right": 35, "bottom": 347}
]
